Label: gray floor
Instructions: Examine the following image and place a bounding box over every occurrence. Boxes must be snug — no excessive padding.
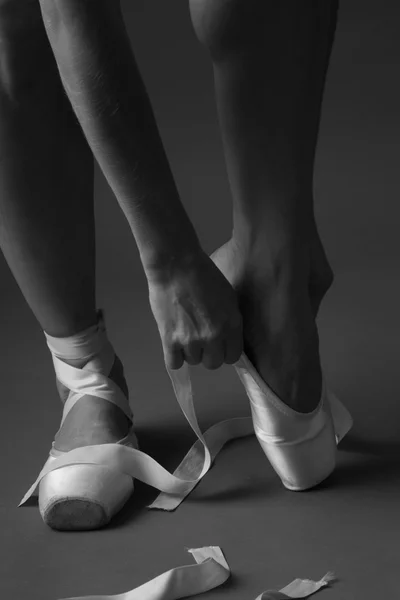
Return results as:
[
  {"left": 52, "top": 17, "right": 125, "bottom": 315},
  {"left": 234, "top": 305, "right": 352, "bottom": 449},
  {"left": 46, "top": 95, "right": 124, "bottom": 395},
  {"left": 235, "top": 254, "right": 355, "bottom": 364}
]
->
[{"left": 2, "top": 1, "right": 400, "bottom": 598}]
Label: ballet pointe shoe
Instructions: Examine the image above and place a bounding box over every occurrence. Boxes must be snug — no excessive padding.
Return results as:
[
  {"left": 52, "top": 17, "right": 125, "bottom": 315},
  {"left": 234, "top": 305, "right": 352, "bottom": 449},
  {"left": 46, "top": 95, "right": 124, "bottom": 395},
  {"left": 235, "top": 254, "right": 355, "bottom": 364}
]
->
[
  {"left": 234, "top": 353, "right": 353, "bottom": 491},
  {"left": 39, "top": 429, "right": 138, "bottom": 531},
  {"left": 20, "top": 352, "right": 138, "bottom": 531}
]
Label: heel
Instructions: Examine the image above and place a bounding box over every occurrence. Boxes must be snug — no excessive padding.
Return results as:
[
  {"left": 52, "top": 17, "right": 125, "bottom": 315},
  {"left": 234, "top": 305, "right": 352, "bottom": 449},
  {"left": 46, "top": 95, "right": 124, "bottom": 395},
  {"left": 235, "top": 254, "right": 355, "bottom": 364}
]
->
[
  {"left": 234, "top": 353, "right": 351, "bottom": 491},
  {"left": 255, "top": 413, "right": 337, "bottom": 491}
]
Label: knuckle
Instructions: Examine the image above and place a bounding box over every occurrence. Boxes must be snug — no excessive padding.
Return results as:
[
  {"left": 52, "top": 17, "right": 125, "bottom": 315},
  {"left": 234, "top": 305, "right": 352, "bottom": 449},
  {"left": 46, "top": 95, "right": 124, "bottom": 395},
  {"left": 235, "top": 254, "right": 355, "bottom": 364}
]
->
[
  {"left": 187, "top": 339, "right": 202, "bottom": 351},
  {"left": 167, "top": 338, "right": 182, "bottom": 353},
  {"left": 202, "top": 328, "right": 222, "bottom": 344}
]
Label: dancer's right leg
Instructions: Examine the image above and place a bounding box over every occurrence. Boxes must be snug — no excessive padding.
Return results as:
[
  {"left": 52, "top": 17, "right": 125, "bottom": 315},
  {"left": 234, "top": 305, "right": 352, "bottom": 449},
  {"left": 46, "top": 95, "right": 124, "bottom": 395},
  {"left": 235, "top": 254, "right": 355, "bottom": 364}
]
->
[
  {"left": 0, "top": 2, "right": 130, "bottom": 459},
  {"left": 190, "top": 0, "right": 339, "bottom": 412}
]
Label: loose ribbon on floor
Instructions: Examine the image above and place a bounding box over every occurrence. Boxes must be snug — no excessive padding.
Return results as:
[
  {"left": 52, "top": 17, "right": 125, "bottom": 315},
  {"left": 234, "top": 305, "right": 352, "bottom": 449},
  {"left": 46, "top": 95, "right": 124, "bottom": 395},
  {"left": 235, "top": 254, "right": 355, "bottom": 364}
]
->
[
  {"left": 59, "top": 545, "right": 336, "bottom": 600},
  {"left": 18, "top": 356, "right": 350, "bottom": 600}
]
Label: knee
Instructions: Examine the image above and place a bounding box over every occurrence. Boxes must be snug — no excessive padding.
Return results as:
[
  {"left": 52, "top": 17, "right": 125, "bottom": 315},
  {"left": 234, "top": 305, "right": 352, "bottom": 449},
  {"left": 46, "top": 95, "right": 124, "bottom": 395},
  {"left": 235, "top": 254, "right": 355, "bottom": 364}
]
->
[
  {"left": 39, "top": 0, "right": 81, "bottom": 31},
  {"left": 0, "top": 0, "right": 49, "bottom": 99},
  {"left": 39, "top": 0, "right": 122, "bottom": 34},
  {"left": 189, "top": 0, "right": 268, "bottom": 61},
  {"left": 0, "top": 0, "right": 43, "bottom": 39}
]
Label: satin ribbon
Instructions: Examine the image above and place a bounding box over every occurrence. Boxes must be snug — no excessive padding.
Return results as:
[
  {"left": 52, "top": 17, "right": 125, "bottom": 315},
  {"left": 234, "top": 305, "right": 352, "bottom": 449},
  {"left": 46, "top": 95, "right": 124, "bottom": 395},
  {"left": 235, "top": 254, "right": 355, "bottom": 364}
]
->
[
  {"left": 59, "top": 545, "right": 336, "bottom": 600},
  {"left": 19, "top": 355, "right": 351, "bottom": 510},
  {"left": 19, "top": 356, "right": 347, "bottom": 600}
]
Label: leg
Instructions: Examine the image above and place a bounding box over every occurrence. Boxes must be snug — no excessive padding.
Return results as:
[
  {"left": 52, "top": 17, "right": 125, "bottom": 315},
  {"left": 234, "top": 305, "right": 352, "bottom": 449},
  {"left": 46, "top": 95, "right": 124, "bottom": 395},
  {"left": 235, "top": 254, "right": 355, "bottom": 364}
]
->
[
  {"left": 0, "top": 1, "right": 129, "bottom": 454},
  {"left": 0, "top": 0, "right": 96, "bottom": 337},
  {"left": 37, "top": 0, "right": 243, "bottom": 374},
  {"left": 190, "top": 0, "right": 338, "bottom": 411}
]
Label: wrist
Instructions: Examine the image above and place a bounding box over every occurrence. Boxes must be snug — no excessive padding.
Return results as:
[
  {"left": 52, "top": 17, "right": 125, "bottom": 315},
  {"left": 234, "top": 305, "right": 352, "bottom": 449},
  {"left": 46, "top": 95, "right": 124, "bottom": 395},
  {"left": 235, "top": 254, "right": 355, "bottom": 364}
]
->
[{"left": 141, "top": 242, "right": 204, "bottom": 283}]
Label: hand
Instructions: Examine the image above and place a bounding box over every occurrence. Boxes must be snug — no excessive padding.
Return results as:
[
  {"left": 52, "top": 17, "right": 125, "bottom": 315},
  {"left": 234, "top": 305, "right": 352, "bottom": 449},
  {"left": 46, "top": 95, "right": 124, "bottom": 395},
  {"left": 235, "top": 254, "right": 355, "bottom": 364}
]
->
[{"left": 146, "top": 249, "right": 243, "bottom": 370}]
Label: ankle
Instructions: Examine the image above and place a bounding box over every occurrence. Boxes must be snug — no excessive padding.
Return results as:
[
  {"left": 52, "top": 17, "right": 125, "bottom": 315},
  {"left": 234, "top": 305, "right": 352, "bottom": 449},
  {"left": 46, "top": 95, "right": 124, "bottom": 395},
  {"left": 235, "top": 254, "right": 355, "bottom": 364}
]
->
[
  {"left": 42, "top": 312, "right": 99, "bottom": 339},
  {"left": 231, "top": 228, "right": 311, "bottom": 287},
  {"left": 235, "top": 205, "right": 314, "bottom": 250},
  {"left": 45, "top": 309, "right": 116, "bottom": 376}
]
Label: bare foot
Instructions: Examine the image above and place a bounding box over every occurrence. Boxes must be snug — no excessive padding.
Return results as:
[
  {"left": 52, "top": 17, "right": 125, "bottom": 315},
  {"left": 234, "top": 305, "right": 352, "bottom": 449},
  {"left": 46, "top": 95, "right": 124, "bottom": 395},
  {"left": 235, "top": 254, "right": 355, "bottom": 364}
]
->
[
  {"left": 53, "top": 354, "right": 132, "bottom": 452},
  {"left": 210, "top": 228, "right": 333, "bottom": 413}
]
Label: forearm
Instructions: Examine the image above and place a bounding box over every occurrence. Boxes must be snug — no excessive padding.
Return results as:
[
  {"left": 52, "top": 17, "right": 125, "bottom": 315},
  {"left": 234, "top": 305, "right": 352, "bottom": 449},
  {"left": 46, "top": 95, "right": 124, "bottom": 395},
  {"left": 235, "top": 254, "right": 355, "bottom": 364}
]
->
[{"left": 39, "top": 0, "right": 201, "bottom": 270}]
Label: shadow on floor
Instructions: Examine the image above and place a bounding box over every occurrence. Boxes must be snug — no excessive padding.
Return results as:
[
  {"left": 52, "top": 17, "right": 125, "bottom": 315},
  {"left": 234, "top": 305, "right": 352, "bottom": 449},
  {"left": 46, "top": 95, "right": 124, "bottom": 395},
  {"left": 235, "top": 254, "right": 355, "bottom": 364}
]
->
[
  {"left": 108, "top": 422, "right": 266, "bottom": 529},
  {"left": 340, "top": 434, "right": 400, "bottom": 456},
  {"left": 109, "top": 422, "right": 400, "bottom": 530},
  {"left": 21, "top": 422, "right": 400, "bottom": 525}
]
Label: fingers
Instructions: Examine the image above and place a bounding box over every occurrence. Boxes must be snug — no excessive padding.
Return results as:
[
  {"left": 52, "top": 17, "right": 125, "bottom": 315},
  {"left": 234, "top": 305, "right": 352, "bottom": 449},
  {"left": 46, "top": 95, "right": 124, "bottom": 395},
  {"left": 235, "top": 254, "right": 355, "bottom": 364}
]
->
[
  {"left": 165, "top": 328, "right": 243, "bottom": 371},
  {"left": 165, "top": 341, "right": 205, "bottom": 369},
  {"left": 168, "top": 339, "right": 223, "bottom": 370},
  {"left": 164, "top": 343, "right": 184, "bottom": 370},
  {"left": 202, "top": 338, "right": 225, "bottom": 370},
  {"left": 223, "top": 328, "right": 243, "bottom": 365},
  {"left": 223, "top": 312, "right": 243, "bottom": 365},
  {"left": 185, "top": 342, "right": 204, "bottom": 366}
]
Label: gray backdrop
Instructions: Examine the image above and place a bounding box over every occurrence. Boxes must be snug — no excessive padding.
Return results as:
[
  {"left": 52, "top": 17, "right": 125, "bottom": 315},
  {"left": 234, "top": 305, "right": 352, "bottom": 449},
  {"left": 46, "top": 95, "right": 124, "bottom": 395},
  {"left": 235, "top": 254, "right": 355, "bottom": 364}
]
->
[{"left": 1, "top": 1, "right": 400, "bottom": 598}]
